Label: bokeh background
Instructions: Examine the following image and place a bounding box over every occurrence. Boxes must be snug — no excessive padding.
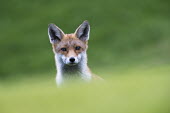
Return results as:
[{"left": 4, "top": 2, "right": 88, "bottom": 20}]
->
[{"left": 0, "top": 0, "right": 170, "bottom": 113}]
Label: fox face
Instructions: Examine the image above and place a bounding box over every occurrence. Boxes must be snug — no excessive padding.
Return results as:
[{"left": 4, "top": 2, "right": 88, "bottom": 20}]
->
[
  {"left": 48, "top": 21, "right": 90, "bottom": 66},
  {"left": 54, "top": 35, "right": 87, "bottom": 65}
]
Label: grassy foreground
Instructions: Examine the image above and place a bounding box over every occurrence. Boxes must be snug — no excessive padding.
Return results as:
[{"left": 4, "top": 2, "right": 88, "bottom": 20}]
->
[
  {"left": 0, "top": 66, "right": 170, "bottom": 113},
  {"left": 1, "top": 0, "right": 170, "bottom": 112}
]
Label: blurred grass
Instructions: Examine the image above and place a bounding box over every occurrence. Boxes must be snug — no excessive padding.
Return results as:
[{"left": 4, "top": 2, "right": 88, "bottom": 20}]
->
[
  {"left": 0, "top": 0, "right": 170, "bottom": 77},
  {"left": 0, "top": 0, "right": 170, "bottom": 112},
  {"left": 0, "top": 66, "right": 170, "bottom": 113}
]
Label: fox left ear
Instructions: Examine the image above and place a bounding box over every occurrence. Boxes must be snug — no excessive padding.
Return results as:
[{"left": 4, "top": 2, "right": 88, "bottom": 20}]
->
[
  {"left": 75, "top": 20, "right": 90, "bottom": 41},
  {"left": 48, "top": 23, "right": 64, "bottom": 44}
]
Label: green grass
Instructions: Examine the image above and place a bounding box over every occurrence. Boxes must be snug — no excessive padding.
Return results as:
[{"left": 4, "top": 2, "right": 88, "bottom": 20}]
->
[
  {"left": 0, "top": 0, "right": 170, "bottom": 77},
  {"left": 0, "top": 66, "right": 170, "bottom": 113},
  {"left": 1, "top": 0, "right": 170, "bottom": 112}
]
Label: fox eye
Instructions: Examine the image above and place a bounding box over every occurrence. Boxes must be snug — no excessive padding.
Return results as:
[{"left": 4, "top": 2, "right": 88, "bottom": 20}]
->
[
  {"left": 75, "top": 46, "right": 81, "bottom": 50},
  {"left": 61, "top": 48, "right": 67, "bottom": 51}
]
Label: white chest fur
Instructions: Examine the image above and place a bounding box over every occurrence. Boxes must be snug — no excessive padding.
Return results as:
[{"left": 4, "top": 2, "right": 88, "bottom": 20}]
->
[{"left": 55, "top": 53, "right": 91, "bottom": 85}]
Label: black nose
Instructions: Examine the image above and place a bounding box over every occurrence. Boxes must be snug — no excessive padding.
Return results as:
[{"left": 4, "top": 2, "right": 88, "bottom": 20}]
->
[{"left": 69, "top": 57, "right": 75, "bottom": 63}]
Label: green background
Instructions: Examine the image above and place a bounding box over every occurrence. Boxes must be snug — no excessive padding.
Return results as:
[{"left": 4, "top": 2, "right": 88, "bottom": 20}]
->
[{"left": 0, "top": 0, "right": 170, "bottom": 113}]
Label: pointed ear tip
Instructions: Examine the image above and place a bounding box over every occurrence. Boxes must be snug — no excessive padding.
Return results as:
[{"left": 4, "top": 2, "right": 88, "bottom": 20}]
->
[
  {"left": 83, "top": 20, "right": 89, "bottom": 24},
  {"left": 48, "top": 23, "right": 56, "bottom": 27}
]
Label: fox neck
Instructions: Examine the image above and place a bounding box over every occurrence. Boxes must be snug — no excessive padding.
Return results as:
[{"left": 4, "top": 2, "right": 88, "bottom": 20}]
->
[{"left": 55, "top": 52, "right": 91, "bottom": 84}]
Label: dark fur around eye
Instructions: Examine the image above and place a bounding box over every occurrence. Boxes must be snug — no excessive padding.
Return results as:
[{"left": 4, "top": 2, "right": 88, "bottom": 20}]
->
[
  {"left": 75, "top": 46, "right": 81, "bottom": 50},
  {"left": 61, "top": 48, "right": 67, "bottom": 51}
]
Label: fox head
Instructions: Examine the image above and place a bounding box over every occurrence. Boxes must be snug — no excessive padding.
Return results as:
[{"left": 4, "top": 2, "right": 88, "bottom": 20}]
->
[{"left": 48, "top": 21, "right": 90, "bottom": 66}]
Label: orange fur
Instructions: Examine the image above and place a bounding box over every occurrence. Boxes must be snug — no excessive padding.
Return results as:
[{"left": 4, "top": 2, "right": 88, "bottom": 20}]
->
[{"left": 48, "top": 21, "right": 103, "bottom": 85}]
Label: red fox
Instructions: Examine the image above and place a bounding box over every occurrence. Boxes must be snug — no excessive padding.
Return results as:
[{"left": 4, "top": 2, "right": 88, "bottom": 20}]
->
[{"left": 48, "top": 21, "right": 102, "bottom": 85}]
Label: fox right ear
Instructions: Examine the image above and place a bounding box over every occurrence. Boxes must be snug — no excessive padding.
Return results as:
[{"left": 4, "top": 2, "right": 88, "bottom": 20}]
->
[
  {"left": 48, "top": 24, "right": 64, "bottom": 44},
  {"left": 75, "top": 21, "right": 90, "bottom": 41}
]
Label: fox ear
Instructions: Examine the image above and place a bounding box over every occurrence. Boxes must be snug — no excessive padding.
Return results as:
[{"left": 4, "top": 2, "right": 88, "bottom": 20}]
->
[
  {"left": 75, "top": 20, "right": 90, "bottom": 41},
  {"left": 48, "top": 23, "right": 64, "bottom": 44}
]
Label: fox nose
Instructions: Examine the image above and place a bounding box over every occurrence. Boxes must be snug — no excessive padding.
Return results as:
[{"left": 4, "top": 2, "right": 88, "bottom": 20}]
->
[{"left": 69, "top": 57, "right": 75, "bottom": 63}]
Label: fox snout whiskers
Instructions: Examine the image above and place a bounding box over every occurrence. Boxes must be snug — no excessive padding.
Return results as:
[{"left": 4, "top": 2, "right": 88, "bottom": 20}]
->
[
  {"left": 66, "top": 57, "right": 79, "bottom": 65},
  {"left": 69, "top": 57, "right": 75, "bottom": 63}
]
